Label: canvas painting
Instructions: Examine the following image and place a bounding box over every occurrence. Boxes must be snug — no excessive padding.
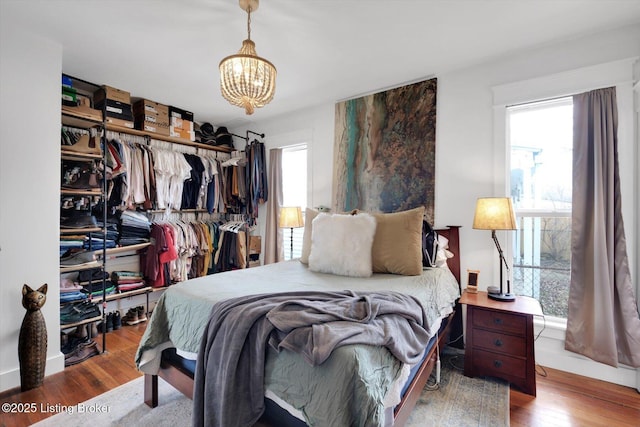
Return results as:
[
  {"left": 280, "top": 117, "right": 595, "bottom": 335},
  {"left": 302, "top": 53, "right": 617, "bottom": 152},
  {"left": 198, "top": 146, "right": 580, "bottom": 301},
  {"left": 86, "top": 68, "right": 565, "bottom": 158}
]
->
[{"left": 332, "top": 78, "right": 437, "bottom": 223}]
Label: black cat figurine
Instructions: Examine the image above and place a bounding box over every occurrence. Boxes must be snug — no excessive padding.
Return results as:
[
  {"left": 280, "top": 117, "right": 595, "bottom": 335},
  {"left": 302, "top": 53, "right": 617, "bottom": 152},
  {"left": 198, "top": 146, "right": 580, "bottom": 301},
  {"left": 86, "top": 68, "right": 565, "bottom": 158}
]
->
[{"left": 18, "top": 283, "right": 48, "bottom": 391}]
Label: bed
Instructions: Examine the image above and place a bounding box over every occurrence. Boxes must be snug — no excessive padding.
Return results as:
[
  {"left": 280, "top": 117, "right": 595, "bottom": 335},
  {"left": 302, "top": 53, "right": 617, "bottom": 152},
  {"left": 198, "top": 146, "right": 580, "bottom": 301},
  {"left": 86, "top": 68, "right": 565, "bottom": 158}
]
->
[{"left": 135, "top": 210, "right": 461, "bottom": 427}]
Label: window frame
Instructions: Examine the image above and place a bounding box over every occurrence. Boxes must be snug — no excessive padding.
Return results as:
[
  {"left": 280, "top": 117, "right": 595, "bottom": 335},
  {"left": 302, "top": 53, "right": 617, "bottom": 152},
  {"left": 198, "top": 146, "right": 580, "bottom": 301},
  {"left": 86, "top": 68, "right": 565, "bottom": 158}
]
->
[{"left": 492, "top": 57, "right": 637, "bottom": 326}]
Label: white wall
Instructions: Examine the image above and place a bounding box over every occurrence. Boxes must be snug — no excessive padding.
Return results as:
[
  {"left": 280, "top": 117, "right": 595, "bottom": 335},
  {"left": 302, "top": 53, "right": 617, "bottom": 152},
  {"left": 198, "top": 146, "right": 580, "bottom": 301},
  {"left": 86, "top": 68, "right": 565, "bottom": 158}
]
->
[
  {"left": 0, "top": 19, "right": 65, "bottom": 390},
  {"left": 0, "top": 7, "right": 637, "bottom": 392},
  {"left": 240, "top": 24, "right": 640, "bottom": 388}
]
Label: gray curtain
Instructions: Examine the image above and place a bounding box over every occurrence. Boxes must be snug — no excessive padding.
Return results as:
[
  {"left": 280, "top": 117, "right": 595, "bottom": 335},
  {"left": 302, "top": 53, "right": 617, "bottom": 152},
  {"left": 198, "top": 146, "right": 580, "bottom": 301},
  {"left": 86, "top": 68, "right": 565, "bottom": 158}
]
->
[
  {"left": 263, "top": 148, "right": 283, "bottom": 264},
  {"left": 565, "top": 86, "right": 640, "bottom": 368}
]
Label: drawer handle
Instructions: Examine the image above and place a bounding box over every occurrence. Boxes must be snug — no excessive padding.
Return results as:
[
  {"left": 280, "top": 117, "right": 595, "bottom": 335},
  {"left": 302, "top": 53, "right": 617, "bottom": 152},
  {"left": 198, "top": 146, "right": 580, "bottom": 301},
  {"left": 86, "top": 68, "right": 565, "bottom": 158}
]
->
[
  {"left": 493, "top": 317, "right": 503, "bottom": 325},
  {"left": 494, "top": 339, "right": 503, "bottom": 347},
  {"left": 493, "top": 360, "right": 503, "bottom": 368}
]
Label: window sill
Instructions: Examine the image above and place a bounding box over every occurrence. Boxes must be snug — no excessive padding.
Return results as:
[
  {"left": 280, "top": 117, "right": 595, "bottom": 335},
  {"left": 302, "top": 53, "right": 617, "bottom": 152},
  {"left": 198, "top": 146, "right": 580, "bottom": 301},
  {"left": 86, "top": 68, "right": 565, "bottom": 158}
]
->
[{"left": 534, "top": 314, "right": 567, "bottom": 341}]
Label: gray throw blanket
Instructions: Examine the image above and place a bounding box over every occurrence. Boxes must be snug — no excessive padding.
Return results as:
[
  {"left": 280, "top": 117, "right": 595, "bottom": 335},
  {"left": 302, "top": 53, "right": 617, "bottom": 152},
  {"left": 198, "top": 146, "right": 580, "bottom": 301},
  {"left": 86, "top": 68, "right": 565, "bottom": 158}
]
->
[{"left": 192, "top": 290, "right": 432, "bottom": 427}]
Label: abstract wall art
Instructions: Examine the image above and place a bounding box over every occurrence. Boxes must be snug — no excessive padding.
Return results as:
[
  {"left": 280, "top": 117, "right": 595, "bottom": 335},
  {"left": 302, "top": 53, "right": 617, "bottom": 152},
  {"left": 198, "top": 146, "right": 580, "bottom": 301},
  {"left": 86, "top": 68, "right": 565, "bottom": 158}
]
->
[{"left": 332, "top": 78, "right": 437, "bottom": 223}]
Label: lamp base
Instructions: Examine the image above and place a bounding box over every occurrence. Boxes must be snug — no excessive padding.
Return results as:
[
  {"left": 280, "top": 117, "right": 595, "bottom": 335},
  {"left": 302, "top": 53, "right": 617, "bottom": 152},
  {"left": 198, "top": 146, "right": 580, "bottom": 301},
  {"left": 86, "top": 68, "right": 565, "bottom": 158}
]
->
[
  {"left": 487, "top": 286, "right": 500, "bottom": 295},
  {"left": 488, "top": 292, "right": 516, "bottom": 302}
]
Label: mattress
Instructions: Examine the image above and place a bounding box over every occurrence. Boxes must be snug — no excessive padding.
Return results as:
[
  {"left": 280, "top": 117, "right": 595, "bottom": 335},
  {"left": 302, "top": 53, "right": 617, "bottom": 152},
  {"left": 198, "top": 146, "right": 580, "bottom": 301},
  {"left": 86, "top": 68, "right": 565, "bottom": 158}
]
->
[{"left": 135, "top": 260, "right": 460, "bottom": 425}]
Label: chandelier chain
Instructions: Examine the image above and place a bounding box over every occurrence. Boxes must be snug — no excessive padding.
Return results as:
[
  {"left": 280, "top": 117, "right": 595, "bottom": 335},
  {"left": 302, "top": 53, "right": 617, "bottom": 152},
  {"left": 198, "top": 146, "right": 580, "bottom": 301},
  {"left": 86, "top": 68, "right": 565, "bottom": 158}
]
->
[{"left": 247, "top": 6, "right": 252, "bottom": 40}]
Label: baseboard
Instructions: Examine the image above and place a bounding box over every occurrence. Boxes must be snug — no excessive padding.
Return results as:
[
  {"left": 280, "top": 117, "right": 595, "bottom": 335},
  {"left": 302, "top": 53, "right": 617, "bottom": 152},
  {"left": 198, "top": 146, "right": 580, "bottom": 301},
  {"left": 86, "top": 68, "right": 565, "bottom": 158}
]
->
[
  {"left": 534, "top": 319, "right": 638, "bottom": 389},
  {"left": 0, "top": 352, "right": 64, "bottom": 392}
]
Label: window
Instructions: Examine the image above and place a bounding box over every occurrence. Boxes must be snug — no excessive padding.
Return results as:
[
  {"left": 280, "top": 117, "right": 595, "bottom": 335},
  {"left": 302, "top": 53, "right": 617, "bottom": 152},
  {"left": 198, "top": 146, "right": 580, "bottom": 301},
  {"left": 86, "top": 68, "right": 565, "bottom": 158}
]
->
[
  {"left": 281, "top": 144, "right": 307, "bottom": 260},
  {"left": 508, "top": 97, "right": 572, "bottom": 318}
]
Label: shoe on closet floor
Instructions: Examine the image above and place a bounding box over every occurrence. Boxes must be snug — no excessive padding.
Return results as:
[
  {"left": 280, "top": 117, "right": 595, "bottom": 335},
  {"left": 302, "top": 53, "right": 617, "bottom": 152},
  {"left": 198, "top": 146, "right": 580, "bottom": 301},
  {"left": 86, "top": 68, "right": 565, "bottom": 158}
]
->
[
  {"left": 65, "top": 340, "right": 100, "bottom": 366},
  {"left": 122, "top": 307, "right": 140, "bottom": 325},
  {"left": 137, "top": 306, "right": 147, "bottom": 322},
  {"left": 112, "top": 311, "right": 122, "bottom": 330}
]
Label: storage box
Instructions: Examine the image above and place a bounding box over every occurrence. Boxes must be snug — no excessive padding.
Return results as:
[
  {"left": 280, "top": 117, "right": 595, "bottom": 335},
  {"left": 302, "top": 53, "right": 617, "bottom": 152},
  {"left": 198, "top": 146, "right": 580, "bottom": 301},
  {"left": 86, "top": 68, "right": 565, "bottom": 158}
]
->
[
  {"left": 170, "top": 126, "right": 195, "bottom": 141},
  {"left": 136, "top": 112, "right": 169, "bottom": 127},
  {"left": 133, "top": 99, "right": 169, "bottom": 117},
  {"left": 170, "top": 116, "right": 194, "bottom": 131},
  {"left": 137, "top": 121, "right": 170, "bottom": 136},
  {"left": 94, "top": 85, "right": 131, "bottom": 105},
  {"left": 249, "top": 236, "right": 261, "bottom": 254},
  {"left": 169, "top": 105, "right": 194, "bottom": 122},
  {"left": 95, "top": 99, "right": 134, "bottom": 121},
  {"left": 105, "top": 116, "right": 134, "bottom": 129}
]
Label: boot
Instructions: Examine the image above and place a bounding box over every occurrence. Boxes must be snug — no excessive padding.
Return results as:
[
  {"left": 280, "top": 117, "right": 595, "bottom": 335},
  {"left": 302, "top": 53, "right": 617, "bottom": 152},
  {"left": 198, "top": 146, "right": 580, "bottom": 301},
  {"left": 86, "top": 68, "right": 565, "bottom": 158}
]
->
[
  {"left": 122, "top": 307, "right": 139, "bottom": 325},
  {"left": 112, "top": 311, "right": 122, "bottom": 330},
  {"left": 90, "top": 321, "right": 99, "bottom": 337},
  {"left": 136, "top": 306, "right": 148, "bottom": 322}
]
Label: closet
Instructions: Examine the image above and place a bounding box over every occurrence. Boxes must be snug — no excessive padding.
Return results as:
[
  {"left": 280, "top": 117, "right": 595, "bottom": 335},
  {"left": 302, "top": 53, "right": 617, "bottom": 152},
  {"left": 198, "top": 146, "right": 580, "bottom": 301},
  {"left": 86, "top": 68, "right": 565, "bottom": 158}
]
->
[{"left": 60, "top": 74, "right": 268, "bottom": 365}]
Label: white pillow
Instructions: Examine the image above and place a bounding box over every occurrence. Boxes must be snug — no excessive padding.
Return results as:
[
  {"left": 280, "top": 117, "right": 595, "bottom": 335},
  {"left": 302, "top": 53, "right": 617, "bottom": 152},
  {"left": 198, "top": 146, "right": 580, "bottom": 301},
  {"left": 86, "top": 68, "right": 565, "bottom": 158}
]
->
[
  {"left": 308, "top": 213, "right": 377, "bottom": 277},
  {"left": 299, "top": 208, "right": 319, "bottom": 264}
]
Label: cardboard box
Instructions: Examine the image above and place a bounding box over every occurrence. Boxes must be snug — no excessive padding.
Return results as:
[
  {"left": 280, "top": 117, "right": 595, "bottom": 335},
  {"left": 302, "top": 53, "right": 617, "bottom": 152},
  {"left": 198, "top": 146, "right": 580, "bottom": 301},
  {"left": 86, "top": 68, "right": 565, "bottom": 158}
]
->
[
  {"left": 105, "top": 116, "right": 134, "bottom": 129},
  {"left": 135, "top": 111, "right": 169, "bottom": 127},
  {"left": 94, "top": 85, "right": 131, "bottom": 105},
  {"left": 169, "top": 105, "right": 194, "bottom": 122},
  {"left": 137, "top": 121, "right": 170, "bottom": 136},
  {"left": 133, "top": 99, "right": 169, "bottom": 117},
  {"left": 249, "top": 236, "right": 261, "bottom": 254},
  {"left": 170, "top": 126, "right": 195, "bottom": 141},
  {"left": 170, "top": 116, "right": 194, "bottom": 131}
]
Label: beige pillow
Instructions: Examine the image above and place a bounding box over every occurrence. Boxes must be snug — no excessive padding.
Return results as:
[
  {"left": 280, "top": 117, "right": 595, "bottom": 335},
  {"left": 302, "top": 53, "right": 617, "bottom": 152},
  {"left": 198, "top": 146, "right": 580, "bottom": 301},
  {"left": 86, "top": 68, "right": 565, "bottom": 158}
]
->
[
  {"left": 371, "top": 206, "right": 425, "bottom": 276},
  {"left": 299, "top": 208, "right": 319, "bottom": 264}
]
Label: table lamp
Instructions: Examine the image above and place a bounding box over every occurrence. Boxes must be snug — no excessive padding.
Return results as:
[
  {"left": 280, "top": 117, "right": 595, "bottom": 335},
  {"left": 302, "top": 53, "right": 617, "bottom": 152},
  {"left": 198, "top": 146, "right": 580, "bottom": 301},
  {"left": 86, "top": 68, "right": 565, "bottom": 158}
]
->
[
  {"left": 279, "top": 206, "right": 304, "bottom": 260},
  {"left": 472, "top": 197, "right": 517, "bottom": 301}
]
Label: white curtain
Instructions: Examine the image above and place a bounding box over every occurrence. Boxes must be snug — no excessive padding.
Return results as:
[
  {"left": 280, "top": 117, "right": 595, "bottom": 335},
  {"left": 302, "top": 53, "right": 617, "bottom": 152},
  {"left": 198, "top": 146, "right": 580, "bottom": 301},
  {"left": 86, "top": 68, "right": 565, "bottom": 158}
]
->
[
  {"left": 263, "top": 148, "right": 283, "bottom": 264},
  {"left": 565, "top": 86, "right": 640, "bottom": 368}
]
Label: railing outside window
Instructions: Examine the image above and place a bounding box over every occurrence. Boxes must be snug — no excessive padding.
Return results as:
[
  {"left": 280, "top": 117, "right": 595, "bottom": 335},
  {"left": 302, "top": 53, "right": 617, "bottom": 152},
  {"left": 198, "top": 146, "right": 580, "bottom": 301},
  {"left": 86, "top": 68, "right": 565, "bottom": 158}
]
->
[{"left": 512, "top": 213, "right": 571, "bottom": 318}]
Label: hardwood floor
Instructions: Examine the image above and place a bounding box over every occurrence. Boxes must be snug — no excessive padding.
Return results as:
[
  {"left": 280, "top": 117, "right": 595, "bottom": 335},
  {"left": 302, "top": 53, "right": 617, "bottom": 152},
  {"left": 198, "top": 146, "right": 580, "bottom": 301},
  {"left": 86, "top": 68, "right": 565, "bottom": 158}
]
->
[{"left": 1, "top": 323, "right": 638, "bottom": 427}]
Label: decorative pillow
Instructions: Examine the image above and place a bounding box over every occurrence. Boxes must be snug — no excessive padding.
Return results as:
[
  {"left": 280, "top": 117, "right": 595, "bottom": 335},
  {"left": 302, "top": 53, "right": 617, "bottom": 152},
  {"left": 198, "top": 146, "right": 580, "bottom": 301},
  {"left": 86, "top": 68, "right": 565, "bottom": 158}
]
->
[
  {"left": 308, "top": 212, "right": 377, "bottom": 277},
  {"left": 371, "top": 206, "right": 425, "bottom": 276},
  {"left": 299, "top": 208, "right": 319, "bottom": 264}
]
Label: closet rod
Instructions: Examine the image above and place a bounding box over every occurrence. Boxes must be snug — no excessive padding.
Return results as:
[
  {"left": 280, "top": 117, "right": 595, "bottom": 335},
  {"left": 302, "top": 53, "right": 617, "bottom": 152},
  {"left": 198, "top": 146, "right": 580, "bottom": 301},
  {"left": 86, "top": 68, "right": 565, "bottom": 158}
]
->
[{"left": 246, "top": 130, "right": 265, "bottom": 140}]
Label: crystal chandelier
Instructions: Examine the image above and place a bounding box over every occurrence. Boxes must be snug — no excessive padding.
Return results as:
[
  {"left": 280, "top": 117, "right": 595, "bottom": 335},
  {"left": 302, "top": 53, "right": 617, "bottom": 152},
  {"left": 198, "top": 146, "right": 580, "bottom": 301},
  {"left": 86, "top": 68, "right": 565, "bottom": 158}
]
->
[{"left": 219, "top": 0, "right": 276, "bottom": 115}]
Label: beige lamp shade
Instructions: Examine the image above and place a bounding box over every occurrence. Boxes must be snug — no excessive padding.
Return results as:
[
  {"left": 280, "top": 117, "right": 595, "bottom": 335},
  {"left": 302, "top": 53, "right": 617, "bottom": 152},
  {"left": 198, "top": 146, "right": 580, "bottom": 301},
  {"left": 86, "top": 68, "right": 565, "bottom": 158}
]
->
[
  {"left": 473, "top": 197, "right": 517, "bottom": 230},
  {"left": 279, "top": 206, "right": 304, "bottom": 228}
]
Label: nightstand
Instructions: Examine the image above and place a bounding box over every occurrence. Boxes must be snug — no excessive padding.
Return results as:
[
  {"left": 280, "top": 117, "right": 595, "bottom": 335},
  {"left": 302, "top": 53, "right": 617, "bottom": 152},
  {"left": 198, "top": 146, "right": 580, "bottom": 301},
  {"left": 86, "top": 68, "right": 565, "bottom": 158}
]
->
[{"left": 459, "top": 290, "right": 543, "bottom": 396}]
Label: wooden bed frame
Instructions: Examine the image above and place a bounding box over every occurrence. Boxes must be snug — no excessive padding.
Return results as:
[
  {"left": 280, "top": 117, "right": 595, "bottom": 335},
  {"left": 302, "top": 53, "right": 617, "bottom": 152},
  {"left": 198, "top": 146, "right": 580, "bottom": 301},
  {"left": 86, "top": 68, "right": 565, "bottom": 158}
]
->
[{"left": 144, "top": 225, "right": 462, "bottom": 427}]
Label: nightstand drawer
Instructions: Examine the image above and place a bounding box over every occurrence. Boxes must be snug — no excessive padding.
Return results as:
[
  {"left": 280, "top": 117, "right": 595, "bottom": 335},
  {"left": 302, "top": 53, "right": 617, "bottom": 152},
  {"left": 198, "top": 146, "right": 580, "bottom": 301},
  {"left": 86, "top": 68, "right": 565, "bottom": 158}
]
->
[
  {"left": 473, "top": 328, "right": 526, "bottom": 357},
  {"left": 473, "top": 307, "right": 526, "bottom": 336},
  {"left": 472, "top": 349, "right": 527, "bottom": 380}
]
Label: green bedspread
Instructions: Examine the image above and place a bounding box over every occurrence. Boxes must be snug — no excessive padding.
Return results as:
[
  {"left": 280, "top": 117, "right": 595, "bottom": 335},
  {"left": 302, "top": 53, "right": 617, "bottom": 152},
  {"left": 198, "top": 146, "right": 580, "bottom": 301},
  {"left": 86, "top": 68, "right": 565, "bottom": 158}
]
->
[{"left": 135, "top": 260, "right": 460, "bottom": 426}]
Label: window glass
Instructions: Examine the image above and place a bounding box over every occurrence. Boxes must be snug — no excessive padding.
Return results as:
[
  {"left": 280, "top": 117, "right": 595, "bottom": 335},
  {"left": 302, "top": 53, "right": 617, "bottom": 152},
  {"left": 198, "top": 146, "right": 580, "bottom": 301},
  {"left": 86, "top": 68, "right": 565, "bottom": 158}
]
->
[
  {"left": 282, "top": 145, "right": 307, "bottom": 260},
  {"left": 508, "top": 98, "right": 572, "bottom": 318}
]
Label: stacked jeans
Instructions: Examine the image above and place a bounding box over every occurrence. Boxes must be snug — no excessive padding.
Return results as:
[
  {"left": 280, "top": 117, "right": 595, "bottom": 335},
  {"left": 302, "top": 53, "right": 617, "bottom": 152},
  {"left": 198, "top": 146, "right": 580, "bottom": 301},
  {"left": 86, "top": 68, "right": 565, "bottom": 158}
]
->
[{"left": 118, "top": 210, "right": 151, "bottom": 246}]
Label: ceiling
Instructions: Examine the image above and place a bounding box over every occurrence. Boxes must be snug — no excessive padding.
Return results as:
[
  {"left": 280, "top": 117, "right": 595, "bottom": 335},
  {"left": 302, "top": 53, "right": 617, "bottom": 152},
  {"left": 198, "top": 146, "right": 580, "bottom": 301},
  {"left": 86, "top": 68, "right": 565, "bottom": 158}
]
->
[{"left": 4, "top": 0, "right": 640, "bottom": 127}]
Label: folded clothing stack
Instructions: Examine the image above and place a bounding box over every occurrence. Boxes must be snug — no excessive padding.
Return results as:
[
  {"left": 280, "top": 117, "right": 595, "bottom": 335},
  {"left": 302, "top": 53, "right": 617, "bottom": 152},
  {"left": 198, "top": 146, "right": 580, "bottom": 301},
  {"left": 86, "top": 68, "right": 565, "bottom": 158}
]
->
[
  {"left": 77, "top": 268, "right": 116, "bottom": 297},
  {"left": 87, "top": 217, "right": 119, "bottom": 249},
  {"left": 111, "top": 271, "right": 146, "bottom": 292},
  {"left": 60, "top": 234, "right": 87, "bottom": 257},
  {"left": 60, "top": 301, "right": 101, "bottom": 325},
  {"left": 60, "top": 273, "right": 85, "bottom": 303},
  {"left": 118, "top": 210, "right": 151, "bottom": 246}
]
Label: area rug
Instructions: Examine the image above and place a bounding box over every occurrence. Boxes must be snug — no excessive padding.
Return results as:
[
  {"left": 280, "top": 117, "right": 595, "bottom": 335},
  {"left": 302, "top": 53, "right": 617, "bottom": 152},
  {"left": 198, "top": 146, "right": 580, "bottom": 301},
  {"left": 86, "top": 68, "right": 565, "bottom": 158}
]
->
[{"left": 32, "top": 350, "right": 508, "bottom": 427}]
